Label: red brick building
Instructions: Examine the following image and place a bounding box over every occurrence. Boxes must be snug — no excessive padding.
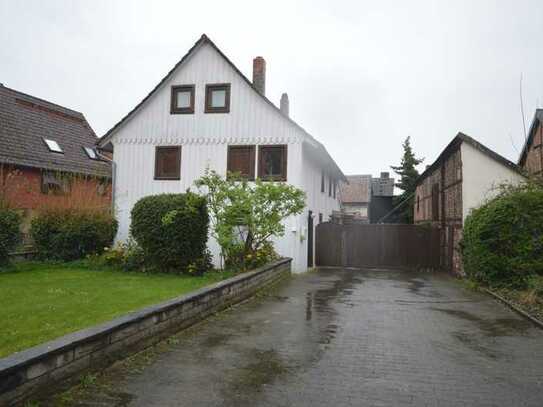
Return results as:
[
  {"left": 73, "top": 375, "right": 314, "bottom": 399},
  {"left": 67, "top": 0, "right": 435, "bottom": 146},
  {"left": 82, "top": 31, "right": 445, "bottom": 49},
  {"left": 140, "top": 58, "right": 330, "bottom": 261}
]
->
[
  {"left": 414, "top": 133, "right": 525, "bottom": 275},
  {"left": 518, "top": 109, "right": 543, "bottom": 176},
  {"left": 0, "top": 85, "right": 111, "bottom": 248}
]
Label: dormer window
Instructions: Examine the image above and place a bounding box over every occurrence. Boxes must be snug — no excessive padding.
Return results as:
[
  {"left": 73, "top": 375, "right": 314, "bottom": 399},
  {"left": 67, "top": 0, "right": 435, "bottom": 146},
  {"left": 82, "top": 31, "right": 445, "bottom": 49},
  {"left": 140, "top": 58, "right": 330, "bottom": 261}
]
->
[
  {"left": 83, "top": 147, "right": 98, "bottom": 160},
  {"left": 43, "top": 138, "right": 63, "bottom": 153},
  {"left": 205, "top": 83, "right": 230, "bottom": 113},
  {"left": 171, "top": 85, "right": 195, "bottom": 114}
]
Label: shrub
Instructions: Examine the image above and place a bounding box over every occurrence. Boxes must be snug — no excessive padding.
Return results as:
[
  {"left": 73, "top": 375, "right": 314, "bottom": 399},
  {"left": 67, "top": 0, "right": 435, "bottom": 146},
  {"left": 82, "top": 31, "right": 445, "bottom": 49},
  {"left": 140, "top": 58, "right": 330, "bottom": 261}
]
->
[
  {"left": 130, "top": 192, "right": 210, "bottom": 273},
  {"left": 0, "top": 204, "right": 22, "bottom": 264},
  {"left": 31, "top": 209, "right": 118, "bottom": 261},
  {"left": 462, "top": 182, "right": 543, "bottom": 289},
  {"left": 101, "top": 238, "right": 146, "bottom": 271},
  {"left": 195, "top": 170, "right": 305, "bottom": 270}
]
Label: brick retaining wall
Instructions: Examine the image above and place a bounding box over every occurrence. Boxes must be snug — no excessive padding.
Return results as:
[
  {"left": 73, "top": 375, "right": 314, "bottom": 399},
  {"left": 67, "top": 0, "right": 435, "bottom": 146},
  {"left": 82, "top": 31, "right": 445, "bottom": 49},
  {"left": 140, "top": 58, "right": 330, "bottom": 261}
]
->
[{"left": 0, "top": 258, "right": 291, "bottom": 406}]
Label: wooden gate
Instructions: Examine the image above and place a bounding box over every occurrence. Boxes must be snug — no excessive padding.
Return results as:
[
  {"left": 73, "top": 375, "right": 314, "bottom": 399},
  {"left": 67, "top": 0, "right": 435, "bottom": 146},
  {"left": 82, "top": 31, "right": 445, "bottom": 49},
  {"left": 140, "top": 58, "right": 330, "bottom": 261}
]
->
[{"left": 315, "top": 223, "right": 441, "bottom": 269}]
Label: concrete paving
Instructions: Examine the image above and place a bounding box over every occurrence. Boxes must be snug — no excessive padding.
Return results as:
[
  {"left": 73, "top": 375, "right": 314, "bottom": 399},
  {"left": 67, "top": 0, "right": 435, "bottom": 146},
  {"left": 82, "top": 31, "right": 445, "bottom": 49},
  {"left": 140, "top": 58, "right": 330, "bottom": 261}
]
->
[{"left": 50, "top": 268, "right": 543, "bottom": 406}]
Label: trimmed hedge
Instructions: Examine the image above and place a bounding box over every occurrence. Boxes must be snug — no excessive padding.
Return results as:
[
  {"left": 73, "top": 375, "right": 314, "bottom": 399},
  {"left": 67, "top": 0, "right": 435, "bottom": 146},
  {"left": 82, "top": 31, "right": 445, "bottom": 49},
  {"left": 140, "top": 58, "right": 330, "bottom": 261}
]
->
[
  {"left": 31, "top": 209, "right": 118, "bottom": 261},
  {"left": 130, "top": 192, "right": 210, "bottom": 274},
  {"left": 0, "top": 205, "right": 22, "bottom": 264},
  {"left": 462, "top": 183, "right": 543, "bottom": 288}
]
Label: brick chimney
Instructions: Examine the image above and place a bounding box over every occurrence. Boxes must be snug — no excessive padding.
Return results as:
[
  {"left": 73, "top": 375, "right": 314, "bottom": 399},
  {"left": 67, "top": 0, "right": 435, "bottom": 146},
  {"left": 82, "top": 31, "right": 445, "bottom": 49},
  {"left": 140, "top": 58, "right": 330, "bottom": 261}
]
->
[
  {"left": 280, "top": 93, "right": 289, "bottom": 116},
  {"left": 252, "top": 56, "right": 266, "bottom": 95}
]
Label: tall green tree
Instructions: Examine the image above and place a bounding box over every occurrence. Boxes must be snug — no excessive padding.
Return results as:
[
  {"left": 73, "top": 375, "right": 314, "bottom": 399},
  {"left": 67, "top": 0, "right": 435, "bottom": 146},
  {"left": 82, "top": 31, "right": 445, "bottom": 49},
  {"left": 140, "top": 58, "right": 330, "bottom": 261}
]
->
[{"left": 390, "top": 136, "right": 424, "bottom": 223}]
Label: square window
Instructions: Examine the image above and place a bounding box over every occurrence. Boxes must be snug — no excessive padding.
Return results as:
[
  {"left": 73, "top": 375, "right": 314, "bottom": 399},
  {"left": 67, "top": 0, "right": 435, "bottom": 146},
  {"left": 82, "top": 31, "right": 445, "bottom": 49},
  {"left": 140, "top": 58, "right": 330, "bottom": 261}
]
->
[
  {"left": 41, "top": 171, "right": 70, "bottom": 195},
  {"left": 258, "top": 145, "right": 287, "bottom": 181},
  {"left": 227, "top": 145, "right": 256, "bottom": 180},
  {"left": 155, "top": 146, "right": 181, "bottom": 180},
  {"left": 205, "top": 83, "right": 230, "bottom": 113},
  {"left": 171, "top": 85, "right": 195, "bottom": 114},
  {"left": 43, "top": 138, "right": 63, "bottom": 153}
]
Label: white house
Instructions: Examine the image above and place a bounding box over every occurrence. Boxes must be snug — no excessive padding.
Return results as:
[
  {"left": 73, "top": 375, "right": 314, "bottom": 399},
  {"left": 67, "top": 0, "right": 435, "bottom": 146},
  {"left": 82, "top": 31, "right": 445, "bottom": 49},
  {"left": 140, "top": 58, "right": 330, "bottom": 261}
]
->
[{"left": 98, "top": 34, "right": 345, "bottom": 272}]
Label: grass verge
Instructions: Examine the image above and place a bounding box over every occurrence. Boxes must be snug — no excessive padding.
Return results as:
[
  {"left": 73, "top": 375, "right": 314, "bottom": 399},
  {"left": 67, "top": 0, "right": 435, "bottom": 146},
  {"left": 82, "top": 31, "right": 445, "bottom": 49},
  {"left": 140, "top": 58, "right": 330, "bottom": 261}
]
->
[{"left": 0, "top": 261, "right": 233, "bottom": 358}]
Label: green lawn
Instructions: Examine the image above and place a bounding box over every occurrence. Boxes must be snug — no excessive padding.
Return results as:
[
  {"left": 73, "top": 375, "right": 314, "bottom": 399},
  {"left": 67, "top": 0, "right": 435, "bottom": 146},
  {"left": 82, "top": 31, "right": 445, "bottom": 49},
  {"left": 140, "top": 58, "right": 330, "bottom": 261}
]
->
[{"left": 0, "top": 262, "right": 233, "bottom": 358}]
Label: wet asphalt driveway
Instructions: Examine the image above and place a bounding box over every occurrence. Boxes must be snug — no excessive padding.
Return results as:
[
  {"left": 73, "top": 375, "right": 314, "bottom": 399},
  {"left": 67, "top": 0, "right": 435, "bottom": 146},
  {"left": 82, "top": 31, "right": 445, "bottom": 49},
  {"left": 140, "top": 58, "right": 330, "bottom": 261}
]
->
[{"left": 54, "top": 268, "right": 543, "bottom": 407}]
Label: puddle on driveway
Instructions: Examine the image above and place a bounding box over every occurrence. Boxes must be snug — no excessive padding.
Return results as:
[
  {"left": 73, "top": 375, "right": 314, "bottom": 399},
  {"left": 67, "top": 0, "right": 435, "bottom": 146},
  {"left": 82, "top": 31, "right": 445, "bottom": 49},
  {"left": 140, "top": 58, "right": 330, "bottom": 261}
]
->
[
  {"left": 433, "top": 308, "right": 532, "bottom": 337},
  {"left": 223, "top": 349, "right": 290, "bottom": 396},
  {"left": 432, "top": 307, "right": 533, "bottom": 360}
]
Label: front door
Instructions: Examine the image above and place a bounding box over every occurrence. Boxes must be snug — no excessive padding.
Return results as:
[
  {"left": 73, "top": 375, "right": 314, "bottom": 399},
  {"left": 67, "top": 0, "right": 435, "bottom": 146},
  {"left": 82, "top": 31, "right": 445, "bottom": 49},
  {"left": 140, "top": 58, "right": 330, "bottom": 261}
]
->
[{"left": 307, "top": 211, "right": 314, "bottom": 267}]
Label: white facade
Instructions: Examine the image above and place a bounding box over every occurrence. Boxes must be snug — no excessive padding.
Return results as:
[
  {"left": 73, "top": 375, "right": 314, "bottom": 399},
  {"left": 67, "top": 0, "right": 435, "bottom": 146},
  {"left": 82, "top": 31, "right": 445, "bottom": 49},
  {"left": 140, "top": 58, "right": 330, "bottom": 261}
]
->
[
  {"left": 461, "top": 142, "right": 526, "bottom": 222},
  {"left": 100, "top": 36, "right": 343, "bottom": 273}
]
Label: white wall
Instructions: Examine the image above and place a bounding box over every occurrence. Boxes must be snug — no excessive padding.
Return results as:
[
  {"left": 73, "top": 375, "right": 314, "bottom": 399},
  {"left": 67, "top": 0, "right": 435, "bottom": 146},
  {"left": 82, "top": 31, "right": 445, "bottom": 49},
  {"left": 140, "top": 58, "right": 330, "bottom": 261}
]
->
[
  {"left": 298, "top": 147, "right": 341, "bottom": 270},
  {"left": 461, "top": 142, "right": 525, "bottom": 222},
  {"left": 110, "top": 42, "right": 339, "bottom": 273}
]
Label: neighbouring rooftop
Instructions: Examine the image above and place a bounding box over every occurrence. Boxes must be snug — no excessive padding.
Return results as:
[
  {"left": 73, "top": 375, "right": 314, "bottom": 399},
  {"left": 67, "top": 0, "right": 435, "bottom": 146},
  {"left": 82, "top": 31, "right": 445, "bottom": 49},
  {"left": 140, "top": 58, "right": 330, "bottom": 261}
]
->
[{"left": 0, "top": 84, "right": 110, "bottom": 178}]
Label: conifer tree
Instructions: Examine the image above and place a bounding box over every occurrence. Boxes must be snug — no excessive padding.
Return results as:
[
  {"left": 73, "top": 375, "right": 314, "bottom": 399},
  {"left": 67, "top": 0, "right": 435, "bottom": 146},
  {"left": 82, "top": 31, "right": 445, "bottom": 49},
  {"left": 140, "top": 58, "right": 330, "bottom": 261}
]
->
[{"left": 390, "top": 136, "right": 424, "bottom": 223}]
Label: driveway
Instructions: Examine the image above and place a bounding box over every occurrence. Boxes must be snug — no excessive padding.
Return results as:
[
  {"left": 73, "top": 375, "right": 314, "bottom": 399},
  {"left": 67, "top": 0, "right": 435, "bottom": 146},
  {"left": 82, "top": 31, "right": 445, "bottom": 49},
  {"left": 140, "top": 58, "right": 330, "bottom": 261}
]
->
[{"left": 48, "top": 268, "right": 543, "bottom": 406}]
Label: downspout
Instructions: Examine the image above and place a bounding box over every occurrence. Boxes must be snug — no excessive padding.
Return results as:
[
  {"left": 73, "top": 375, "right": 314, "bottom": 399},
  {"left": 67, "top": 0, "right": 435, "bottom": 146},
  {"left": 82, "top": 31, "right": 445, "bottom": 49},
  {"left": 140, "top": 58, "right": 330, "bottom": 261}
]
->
[{"left": 96, "top": 151, "right": 116, "bottom": 216}]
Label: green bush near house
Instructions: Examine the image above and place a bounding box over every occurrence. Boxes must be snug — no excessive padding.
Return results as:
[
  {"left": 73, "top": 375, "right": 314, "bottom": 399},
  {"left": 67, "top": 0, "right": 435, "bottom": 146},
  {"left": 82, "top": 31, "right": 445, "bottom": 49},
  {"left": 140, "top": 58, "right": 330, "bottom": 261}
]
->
[
  {"left": 195, "top": 169, "right": 305, "bottom": 271},
  {"left": 462, "top": 182, "right": 543, "bottom": 288},
  {"left": 130, "top": 192, "right": 210, "bottom": 274},
  {"left": 30, "top": 209, "right": 118, "bottom": 261},
  {"left": 0, "top": 204, "right": 22, "bottom": 264}
]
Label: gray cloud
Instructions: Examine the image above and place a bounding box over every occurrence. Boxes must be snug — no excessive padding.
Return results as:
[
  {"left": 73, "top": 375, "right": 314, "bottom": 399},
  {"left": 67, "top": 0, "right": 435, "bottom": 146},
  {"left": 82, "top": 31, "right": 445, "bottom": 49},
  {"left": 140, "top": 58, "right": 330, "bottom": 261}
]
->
[{"left": 2, "top": 0, "right": 542, "bottom": 177}]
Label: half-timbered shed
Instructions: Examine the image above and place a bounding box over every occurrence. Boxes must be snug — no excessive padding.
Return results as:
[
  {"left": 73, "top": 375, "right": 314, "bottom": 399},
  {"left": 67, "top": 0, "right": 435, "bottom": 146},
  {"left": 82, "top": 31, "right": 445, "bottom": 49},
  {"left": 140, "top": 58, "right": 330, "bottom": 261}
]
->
[
  {"left": 518, "top": 109, "right": 543, "bottom": 176},
  {"left": 97, "top": 34, "right": 346, "bottom": 272},
  {"left": 414, "top": 133, "right": 525, "bottom": 275}
]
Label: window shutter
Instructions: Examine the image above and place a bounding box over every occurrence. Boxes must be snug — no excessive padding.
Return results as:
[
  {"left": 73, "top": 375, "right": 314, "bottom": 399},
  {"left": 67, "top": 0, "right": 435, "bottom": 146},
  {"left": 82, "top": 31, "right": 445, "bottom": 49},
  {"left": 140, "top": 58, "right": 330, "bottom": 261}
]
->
[{"left": 227, "top": 146, "right": 255, "bottom": 179}]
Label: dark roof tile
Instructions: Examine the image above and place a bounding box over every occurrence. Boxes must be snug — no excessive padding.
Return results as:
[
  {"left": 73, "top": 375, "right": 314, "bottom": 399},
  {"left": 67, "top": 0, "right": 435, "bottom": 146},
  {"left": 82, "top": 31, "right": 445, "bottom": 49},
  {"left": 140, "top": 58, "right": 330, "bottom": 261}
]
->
[{"left": 0, "top": 86, "right": 110, "bottom": 177}]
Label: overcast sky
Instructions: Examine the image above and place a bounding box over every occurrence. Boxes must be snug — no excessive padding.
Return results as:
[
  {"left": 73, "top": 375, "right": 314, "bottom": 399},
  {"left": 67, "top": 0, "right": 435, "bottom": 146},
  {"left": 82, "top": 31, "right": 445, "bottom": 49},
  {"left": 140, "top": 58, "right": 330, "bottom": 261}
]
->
[{"left": 2, "top": 0, "right": 543, "bottom": 178}]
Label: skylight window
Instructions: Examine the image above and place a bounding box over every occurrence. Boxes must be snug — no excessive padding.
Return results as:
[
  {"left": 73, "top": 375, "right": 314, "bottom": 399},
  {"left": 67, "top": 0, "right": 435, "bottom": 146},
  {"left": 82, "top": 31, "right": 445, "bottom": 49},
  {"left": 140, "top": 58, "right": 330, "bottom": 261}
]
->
[
  {"left": 83, "top": 146, "right": 98, "bottom": 160},
  {"left": 43, "top": 138, "right": 63, "bottom": 153}
]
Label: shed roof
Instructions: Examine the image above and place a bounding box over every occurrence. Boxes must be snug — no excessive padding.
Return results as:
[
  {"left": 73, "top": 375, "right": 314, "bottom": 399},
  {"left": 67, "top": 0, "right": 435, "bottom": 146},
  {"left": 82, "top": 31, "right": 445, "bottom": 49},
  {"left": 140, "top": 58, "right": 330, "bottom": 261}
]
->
[{"left": 0, "top": 85, "right": 110, "bottom": 178}]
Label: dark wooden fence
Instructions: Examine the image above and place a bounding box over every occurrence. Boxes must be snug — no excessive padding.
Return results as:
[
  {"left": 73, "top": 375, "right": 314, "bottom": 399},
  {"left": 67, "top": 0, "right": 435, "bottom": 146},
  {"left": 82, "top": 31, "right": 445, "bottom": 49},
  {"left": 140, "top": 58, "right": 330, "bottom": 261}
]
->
[{"left": 315, "top": 223, "right": 441, "bottom": 270}]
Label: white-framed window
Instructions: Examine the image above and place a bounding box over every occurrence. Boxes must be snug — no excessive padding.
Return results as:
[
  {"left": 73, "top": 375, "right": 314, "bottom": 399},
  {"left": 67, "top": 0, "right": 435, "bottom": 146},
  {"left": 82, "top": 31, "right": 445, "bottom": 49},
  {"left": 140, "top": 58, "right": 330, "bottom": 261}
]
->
[
  {"left": 43, "top": 138, "right": 63, "bottom": 153},
  {"left": 83, "top": 147, "right": 98, "bottom": 160}
]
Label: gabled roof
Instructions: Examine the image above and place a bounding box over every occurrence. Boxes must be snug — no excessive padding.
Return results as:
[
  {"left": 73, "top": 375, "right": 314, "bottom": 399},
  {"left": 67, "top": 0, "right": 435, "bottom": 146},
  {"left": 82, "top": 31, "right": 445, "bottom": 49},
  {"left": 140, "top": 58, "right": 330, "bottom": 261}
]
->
[
  {"left": 340, "top": 175, "right": 372, "bottom": 203},
  {"left": 417, "top": 132, "right": 523, "bottom": 184},
  {"left": 97, "top": 34, "right": 346, "bottom": 182},
  {"left": 518, "top": 109, "right": 543, "bottom": 166},
  {"left": 0, "top": 85, "right": 110, "bottom": 177}
]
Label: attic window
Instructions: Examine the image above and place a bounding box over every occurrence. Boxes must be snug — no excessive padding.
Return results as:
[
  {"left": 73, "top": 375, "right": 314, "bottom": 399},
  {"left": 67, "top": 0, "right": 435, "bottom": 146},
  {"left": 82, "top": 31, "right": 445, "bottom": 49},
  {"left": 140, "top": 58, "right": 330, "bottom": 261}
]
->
[
  {"left": 171, "top": 85, "right": 195, "bottom": 114},
  {"left": 205, "top": 83, "right": 230, "bottom": 113},
  {"left": 83, "top": 147, "right": 98, "bottom": 160},
  {"left": 43, "top": 138, "right": 63, "bottom": 153}
]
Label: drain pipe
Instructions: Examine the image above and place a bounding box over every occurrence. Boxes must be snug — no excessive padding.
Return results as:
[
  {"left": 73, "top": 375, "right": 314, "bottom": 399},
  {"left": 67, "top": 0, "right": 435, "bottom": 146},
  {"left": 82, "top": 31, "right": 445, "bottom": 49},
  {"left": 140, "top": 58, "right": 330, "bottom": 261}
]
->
[{"left": 96, "top": 150, "right": 116, "bottom": 216}]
